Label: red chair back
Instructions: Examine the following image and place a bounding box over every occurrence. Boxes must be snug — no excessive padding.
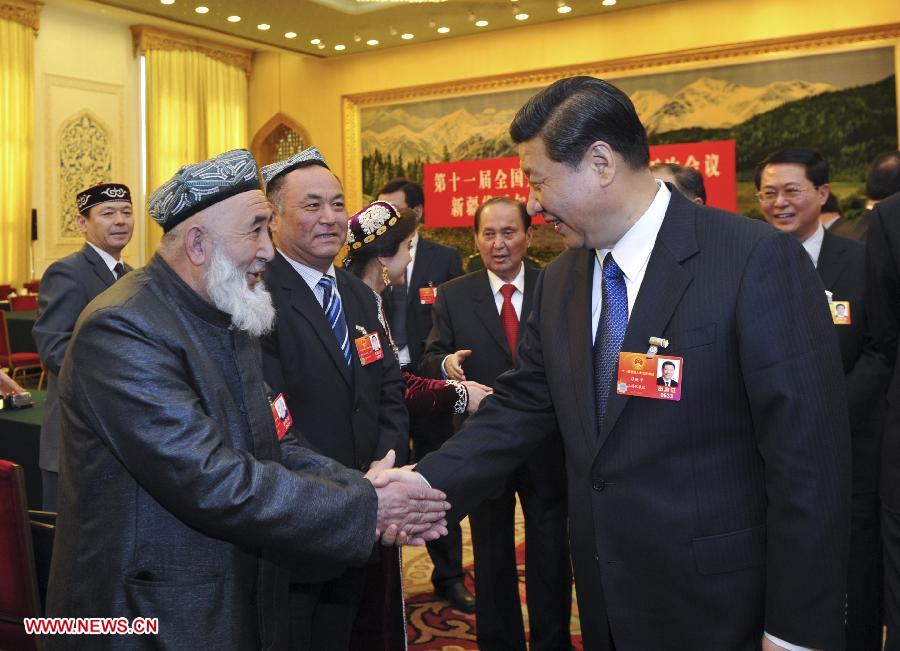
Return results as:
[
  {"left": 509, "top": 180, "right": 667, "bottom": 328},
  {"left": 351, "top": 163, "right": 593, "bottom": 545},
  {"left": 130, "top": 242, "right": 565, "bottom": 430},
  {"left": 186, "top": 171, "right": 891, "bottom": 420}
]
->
[
  {"left": 9, "top": 295, "right": 37, "bottom": 312},
  {"left": 22, "top": 281, "right": 39, "bottom": 294},
  {"left": 0, "top": 460, "right": 41, "bottom": 650},
  {"left": 0, "top": 311, "right": 12, "bottom": 364},
  {"left": 0, "top": 285, "right": 13, "bottom": 298}
]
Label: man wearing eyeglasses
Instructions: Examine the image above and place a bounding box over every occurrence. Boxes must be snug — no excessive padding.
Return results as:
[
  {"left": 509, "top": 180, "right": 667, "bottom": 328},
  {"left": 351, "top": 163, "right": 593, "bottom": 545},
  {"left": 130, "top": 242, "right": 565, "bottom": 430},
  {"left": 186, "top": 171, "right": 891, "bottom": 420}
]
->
[{"left": 756, "top": 148, "right": 889, "bottom": 651}]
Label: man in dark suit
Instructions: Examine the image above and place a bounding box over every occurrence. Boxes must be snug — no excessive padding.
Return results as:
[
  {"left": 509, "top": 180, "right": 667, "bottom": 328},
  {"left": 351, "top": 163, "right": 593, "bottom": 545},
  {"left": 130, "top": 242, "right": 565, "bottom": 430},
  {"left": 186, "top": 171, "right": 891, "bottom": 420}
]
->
[
  {"left": 33, "top": 182, "right": 134, "bottom": 511},
  {"left": 46, "top": 150, "right": 448, "bottom": 649},
  {"left": 865, "top": 190, "right": 900, "bottom": 650},
  {"left": 419, "top": 197, "right": 571, "bottom": 650},
  {"left": 377, "top": 177, "right": 473, "bottom": 611},
  {"left": 757, "top": 147, "right": 888, "bottom": 650},
  {"left": 260, "top": 149, "right": 409, "bottom": 648},
  {"left": 831, "top": 150, "right": 900, "bottom": 241},
  {"left": 401, "top": 77, "right": 850, "bottom": 650}
]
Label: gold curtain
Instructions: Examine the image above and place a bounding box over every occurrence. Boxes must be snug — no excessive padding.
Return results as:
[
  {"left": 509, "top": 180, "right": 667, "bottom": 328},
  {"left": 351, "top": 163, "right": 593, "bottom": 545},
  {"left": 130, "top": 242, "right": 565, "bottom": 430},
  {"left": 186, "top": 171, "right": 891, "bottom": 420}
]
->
[
  {"left": 143, "top": 38, "right": 249, "bottom": 257},
  {"left": 0, "top": 14, "right": 36, "bottom": 286}
]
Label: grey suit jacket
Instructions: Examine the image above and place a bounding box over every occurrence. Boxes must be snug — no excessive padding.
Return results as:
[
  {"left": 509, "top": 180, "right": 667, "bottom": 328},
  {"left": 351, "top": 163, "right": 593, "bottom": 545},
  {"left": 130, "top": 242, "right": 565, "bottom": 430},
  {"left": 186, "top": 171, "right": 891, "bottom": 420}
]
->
[
  {"left": 417, "top": 189, "right": 850, "bottom": 649},
  {"left": 46, "top": 255, "right": 377, "bottom": 650},
  {"left": 33, "top": 244, "right": 131, "bottom": 473}
]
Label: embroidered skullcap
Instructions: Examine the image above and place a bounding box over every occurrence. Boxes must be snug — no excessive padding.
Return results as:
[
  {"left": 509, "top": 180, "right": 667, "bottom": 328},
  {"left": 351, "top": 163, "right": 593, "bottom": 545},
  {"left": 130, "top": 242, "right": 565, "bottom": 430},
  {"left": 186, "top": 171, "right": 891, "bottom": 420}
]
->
[
  {"left": 260, "top": 146, "right": 328, "bottom": 189},
  {"left": 347, "top": 201, "right": 401, "bottom": 251},
  {"left": 148, "top": 149, "right": 261, "bottom": 233},
  {"left": 76, "top": 183, "right": 132, "bottom": 214}
]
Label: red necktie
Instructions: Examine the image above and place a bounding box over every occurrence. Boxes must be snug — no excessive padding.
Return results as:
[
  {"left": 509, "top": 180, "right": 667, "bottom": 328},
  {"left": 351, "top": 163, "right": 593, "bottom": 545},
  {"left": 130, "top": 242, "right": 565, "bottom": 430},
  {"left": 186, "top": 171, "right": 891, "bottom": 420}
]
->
[{"left": 499, "top": 284, "right": 519, "bottom": 362}]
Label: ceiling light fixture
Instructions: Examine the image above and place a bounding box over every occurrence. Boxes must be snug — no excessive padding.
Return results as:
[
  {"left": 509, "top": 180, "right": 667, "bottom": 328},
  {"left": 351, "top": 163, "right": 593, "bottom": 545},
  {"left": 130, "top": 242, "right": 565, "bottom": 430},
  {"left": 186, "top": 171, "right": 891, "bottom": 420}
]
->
[
  {"left": 285, "top": 32, "right": 297, "bottom": 39},
  {"left": 316, "top": 43, "right": 325, "bottom": 49},
  {"left": 310, "top": 38, "right": 321, "bottom": 45},
  {"left": 335, "top": 44, "right": 346, "bottom": 51},
  {"left": 475, "top": 19, "right": 489, "bottom": 27},
  {"left": 160, "top": 0, "right": 174, "bottom": 5},
  {"left": 557, "top": 2, "right": 572, "bottom": 14},
  {"left": 437, "top": 26, "right": 450, "bottom": 33},
  {"left": 515, "top": 11, "right": 529, "bottom": 20},
  {"left": 257, "top": 23, "right": 270, "bottom": 30},
  {"left": 194, "top": 5, "right": 209, "bottom": 14},
  {"left": 227, "top": 15, "right": 240, "bottom": 22},
  {"left": 353, "top": 33, "right": 362, "bottom": 42},
  {"left": 401, "top": 33, "right": 414, "bottom": 40},
  {"left": 602, "top": 0, "right": 617, "bottom": 5},
  {"left": 367, "top": 39, "right": 379, "bottom": 45}
]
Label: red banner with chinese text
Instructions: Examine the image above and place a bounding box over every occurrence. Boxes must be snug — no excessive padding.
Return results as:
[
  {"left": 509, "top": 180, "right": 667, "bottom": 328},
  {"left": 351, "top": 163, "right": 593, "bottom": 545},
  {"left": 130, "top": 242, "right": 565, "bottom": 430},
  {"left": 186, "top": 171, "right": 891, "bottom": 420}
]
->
[{"left": 422, "top": 140, "right": 736, "bottom": 227}]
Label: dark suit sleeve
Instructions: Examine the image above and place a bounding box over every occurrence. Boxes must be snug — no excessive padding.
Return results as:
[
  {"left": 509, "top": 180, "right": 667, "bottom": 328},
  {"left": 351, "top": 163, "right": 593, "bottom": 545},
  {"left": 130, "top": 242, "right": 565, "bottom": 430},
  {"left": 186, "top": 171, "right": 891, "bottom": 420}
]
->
[
  {"left": 415, "top": 271, "right": 558, "bottom": 520},
  {"left": 33, "top": 261, "right": 87, "bottom": 374},
  {"left": 867, "top": 202, "right": 900, "bottom": 372},
  {"left": 736, "top": 232, "right": 851, "bottom": 648},
  {"left": 418, "top": 288, "right": 456, "bottom": 379},
  {"left": 66, "top": 307, "right": 378, "bottom": 565}
]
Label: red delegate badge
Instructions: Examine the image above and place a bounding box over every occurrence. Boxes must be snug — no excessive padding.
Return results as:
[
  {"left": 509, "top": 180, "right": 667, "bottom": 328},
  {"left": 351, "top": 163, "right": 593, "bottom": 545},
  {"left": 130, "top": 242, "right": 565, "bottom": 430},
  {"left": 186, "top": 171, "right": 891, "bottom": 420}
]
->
[
  {"left": 355, "top": 331, "right": 385, "bottom": 366},
  {"left": 270, "top": 393, "right": 293, "bottom": 440},
  {"left": 616, "top": 353, "right": 683, "bottom": 401},
  {"left": 829, "top": 301, "right": 851, "bottom": 325},
  {"left": 419, "top": 286, "right": 437, "bottom": 305}
]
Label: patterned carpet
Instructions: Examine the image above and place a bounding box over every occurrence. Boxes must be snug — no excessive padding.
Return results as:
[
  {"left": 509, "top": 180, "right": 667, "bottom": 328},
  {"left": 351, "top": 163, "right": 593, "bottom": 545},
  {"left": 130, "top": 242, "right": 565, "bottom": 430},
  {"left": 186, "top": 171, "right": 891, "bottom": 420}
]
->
[{"left": 402, "top": 510, "right": 582, "bottom": 650}]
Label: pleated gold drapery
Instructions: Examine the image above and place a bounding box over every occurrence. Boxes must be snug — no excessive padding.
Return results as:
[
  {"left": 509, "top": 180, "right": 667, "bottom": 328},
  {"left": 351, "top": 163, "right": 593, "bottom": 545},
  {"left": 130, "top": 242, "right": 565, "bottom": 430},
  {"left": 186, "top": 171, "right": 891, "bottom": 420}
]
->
[
  {"left": 0, "top": 2, "right": 39, "bottom": 287},
  {"left": 136, "top": 27, "right": 251, "bottom": 258}
]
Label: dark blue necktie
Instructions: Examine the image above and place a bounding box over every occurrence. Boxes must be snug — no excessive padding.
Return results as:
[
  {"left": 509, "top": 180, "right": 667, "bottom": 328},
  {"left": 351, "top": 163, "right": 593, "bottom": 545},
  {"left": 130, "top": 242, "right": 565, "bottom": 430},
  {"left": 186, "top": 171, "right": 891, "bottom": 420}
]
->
[
  {"left": 593, "top": 254, "right": 628, "bottom": 435},
  {"left": 317, "top": 276, "right": 351, "bottom": 365}
]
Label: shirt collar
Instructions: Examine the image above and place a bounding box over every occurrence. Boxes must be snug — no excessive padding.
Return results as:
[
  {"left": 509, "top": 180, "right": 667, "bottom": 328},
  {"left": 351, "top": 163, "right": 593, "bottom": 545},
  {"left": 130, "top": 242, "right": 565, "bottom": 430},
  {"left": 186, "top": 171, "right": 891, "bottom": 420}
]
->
[
  {"left": 801, "top": 222, "right": 825, "bottom": 267},
  {"left": 486, "top": 263, "right": 525, "bottom": 296},
  {"left": 596, "top": 181, "right": 671, "bottom": 279},
  {"left": 409, "top": 232, "right": 420, "bottom": 256},
  {"left": 87, "top": 242, "right": 121, "bottom": 272},
  {"left": 278, "top": 249, "right": 336, "bottom": 292}
]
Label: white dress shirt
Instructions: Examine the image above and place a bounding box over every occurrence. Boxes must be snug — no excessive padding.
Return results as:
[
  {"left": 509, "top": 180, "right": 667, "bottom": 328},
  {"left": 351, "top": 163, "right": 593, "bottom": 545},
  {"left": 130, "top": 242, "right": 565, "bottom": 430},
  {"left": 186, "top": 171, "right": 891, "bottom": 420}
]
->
[
  {"left": 801, "top": 222, "right": 825, "bottom": 268},
  {"left": 87, "top": 242, "right": 123, "bottom": 276},
  {"left": 278, "top": 249, "right": 340, "bottom": 308},
  {"left": 486, "top": 263, "right": 525, "bottom": 320}
]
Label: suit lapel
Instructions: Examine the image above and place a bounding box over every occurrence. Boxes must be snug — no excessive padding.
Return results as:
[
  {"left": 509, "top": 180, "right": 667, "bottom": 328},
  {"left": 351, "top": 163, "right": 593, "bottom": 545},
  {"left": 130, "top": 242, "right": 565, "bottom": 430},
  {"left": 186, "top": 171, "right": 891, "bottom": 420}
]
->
[
  {"left": 81, "top": 244, "right": 115, "bottom": 287},
  {"left": 594, "top": 191, "right": 698, "bottom": 456},
  {"left": 471, "top": 272, "right": 511, "bottom": 360},
  {"left": 408, "top": 238, "right": 433, "bottom": 305},
  {"left": 816, "top": 230, "right": 848, "bottom": 291},
  {"left": 520, "top": 267, "right": 539, "bottom": 335},
  {"left": 564, "top": 250, "right": 600, "bottom": 456},
  {"left": 337, "top": 272, "right": 365, "bottom": 388},
  {"left": 275, "top": 256, "right": 353, "bottom": 388}
]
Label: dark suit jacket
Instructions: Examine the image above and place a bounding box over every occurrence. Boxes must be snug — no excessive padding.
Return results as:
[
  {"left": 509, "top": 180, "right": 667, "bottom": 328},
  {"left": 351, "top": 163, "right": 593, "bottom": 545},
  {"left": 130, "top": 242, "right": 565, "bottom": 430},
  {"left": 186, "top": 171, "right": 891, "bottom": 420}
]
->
[
  {"left": 829, "top": 211, "right": 871, "bottom": 241},
  {"left": 33, "top": 244, "right": 132, "bottom": 473},
  {"left": 416, "top": 190, "right": 850, "bottom": 650},
  {"left": 818, "top": 231, "right": 888, "bottom": 490},
  {"left": 865, "top": 192, "right": 900, "bottom": 509},
  {"left": 656, "top": 377, "right": 678, "bottom": 386},
  {"left": 419, "top": 267, "right": 565, "bottom": 497},
  {"left": 262, "top": 253, "right": 408, "bottom": 472},
  {"left": 390, "top": 236, "right": 463, "bottom": 367},
  {"left": 47, "top": 255, "right": 377, "bottom": 650}
]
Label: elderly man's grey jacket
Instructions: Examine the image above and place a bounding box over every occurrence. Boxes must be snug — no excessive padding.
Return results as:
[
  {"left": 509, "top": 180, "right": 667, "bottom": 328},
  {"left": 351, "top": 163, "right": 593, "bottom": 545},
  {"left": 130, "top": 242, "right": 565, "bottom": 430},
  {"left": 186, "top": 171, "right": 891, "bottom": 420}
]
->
[{"left": 46, "top": 254, "right": 377, "bottom": 650}]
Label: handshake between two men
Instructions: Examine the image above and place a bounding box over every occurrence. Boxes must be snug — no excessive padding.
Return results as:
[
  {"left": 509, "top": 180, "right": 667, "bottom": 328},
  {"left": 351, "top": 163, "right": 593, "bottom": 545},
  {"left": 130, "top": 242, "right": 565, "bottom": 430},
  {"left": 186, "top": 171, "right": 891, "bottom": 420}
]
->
[{"left": 364, "top": 449, "right": 449, "bottom": 547}]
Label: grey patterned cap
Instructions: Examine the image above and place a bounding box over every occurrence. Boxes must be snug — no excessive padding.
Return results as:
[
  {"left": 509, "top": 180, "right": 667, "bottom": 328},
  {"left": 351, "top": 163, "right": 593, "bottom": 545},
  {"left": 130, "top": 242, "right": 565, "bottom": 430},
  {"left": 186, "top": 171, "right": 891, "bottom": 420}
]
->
[
  {"left": 260, "top": 146, "right": 329, "bottom": 189},
  {"left": 148, "top": 149, "right": 261, "bottom": 233}
]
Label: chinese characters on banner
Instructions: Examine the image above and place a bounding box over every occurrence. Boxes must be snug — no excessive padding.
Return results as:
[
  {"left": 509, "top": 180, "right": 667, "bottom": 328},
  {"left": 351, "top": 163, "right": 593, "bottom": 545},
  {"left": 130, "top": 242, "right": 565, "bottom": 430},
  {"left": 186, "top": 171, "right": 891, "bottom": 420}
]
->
[{"left": 422, "top": 140, "right": 736, "bottom": 228}]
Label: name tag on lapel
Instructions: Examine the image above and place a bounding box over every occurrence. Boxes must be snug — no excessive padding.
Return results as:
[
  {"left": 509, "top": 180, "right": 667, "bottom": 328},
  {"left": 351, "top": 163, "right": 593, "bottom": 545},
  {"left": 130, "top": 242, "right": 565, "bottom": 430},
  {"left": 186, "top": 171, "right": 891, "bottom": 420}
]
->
[
  {"left": 270, "top": 393, "right": 293, "bottom": 440},
  {"left": 355, "top": 332, "right": 385, "bottom": 366},
  {"left": 419, "top": 286, "right": 437, "bottom": 305},
  {"left": 829, "top": 300, "right": 851, "bottom": 325},
  {"left": 616, "top": 352, "right": 683, "bottom": 401}
]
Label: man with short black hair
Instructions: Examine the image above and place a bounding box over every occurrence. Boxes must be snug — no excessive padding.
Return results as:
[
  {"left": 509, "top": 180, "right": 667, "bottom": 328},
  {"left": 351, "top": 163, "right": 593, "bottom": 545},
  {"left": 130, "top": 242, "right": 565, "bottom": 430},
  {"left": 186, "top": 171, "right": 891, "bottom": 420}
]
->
[
  {"left": 33, "top": 182, "right": 135, "bottom": 511},
  {"left": 832, "top": 150, "right": 900, "bottom": 240},
  {"left": 651, "top": 162, "right": 706, "bottom": 205},
  {"left": 420, "top": 196, "right": 571, "bottom": 650},
  {"left": 755, "top": 146, "right": 887, "bottom": 651},
  {"left": 408, "top": 76, "right": 851, "bottom": 650}
]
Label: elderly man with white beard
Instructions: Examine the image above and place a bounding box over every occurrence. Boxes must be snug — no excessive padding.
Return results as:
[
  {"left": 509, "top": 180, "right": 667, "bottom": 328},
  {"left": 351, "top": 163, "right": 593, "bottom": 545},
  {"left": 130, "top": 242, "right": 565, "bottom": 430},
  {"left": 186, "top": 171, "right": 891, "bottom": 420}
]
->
[{"left": 44, "top": 149, "right": 449, "bottom": 651}]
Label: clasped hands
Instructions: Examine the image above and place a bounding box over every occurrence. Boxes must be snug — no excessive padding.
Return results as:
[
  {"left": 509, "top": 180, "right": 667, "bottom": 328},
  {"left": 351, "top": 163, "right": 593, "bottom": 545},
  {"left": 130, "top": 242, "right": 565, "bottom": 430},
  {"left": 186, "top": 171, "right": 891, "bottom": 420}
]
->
[{"left": 364, "top": 450, "right": 449, "bottom": 547}]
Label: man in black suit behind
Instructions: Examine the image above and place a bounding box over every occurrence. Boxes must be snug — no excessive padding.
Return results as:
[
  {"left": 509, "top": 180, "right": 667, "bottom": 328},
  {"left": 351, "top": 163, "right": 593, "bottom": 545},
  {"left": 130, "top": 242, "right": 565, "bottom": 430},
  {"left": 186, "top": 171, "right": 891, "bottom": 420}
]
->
[
  {"left": 33, "top": 182, "right": 134, "bottom": 511},
  {"left": 420, "top": 197, "right": 571, "bottom": 650},
  {"left": 399, "top": 77, "right": 850, "bottom": 650},
  {"left": 260, "top": 149, "right": 409, "bottom": 649},
  {"left": 865, "top": 190, "right": 900, "bottom": 649},
  {"left": 757, "top": 147, "right": 888, "bottom": 650},
  {"left": 377, "top": 178, "right": 473, "bottom": 611}
]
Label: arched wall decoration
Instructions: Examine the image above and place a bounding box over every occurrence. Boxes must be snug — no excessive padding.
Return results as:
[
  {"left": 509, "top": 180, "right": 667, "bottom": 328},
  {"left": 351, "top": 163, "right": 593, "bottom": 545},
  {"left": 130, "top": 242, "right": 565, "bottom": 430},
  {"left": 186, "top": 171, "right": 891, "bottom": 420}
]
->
[
  {"left": 58, "top": 111, "right": 112, "bottom": 237},
  {"left": 250, "top": 113, "right": 312, "bottom": 168}
]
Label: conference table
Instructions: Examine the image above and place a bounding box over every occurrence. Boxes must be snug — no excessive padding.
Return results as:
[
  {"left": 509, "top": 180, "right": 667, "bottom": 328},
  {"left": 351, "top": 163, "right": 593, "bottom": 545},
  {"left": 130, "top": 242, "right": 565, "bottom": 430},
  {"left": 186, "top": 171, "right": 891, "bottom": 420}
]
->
[
  {"left": 0, "top": 389, "right": 45, "bottom": 509},
  {"left": 6, "top": 310, "right": 37, "bottom": 353}
]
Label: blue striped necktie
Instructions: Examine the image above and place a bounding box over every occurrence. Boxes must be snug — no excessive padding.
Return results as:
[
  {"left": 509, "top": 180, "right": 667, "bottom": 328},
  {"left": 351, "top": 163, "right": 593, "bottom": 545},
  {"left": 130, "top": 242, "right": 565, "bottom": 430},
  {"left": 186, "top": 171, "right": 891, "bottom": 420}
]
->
[
  {"left": 593, "top": 254, "right": 628, "bottom": 435},
  {"left": 317, "top": 276, "right": 351, "bottom": 365}
]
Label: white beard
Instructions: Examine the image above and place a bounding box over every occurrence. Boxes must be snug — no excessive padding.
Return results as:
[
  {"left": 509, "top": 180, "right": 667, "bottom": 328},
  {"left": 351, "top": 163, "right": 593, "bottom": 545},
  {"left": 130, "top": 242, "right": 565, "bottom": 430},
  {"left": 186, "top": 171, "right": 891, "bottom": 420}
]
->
[{"left": 205, "top": 241, "right": 276, "bottom": 337}]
